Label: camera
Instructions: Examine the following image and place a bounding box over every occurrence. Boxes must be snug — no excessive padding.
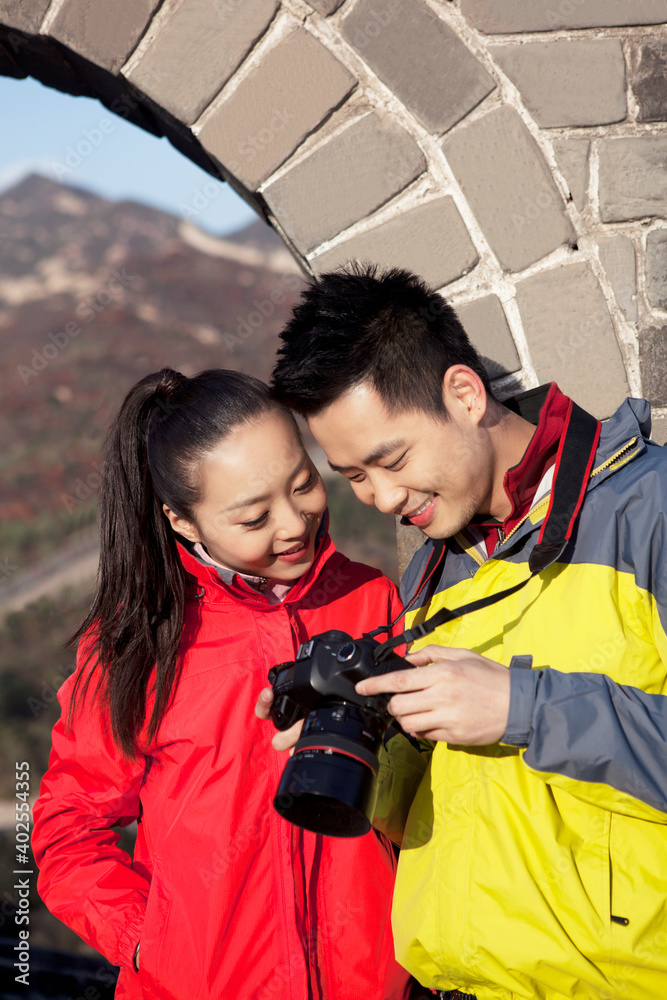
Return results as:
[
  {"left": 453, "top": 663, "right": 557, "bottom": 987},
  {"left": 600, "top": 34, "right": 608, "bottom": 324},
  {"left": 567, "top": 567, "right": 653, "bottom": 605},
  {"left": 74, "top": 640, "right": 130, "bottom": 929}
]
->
[{"left": 268, "top": 630, "right": 411, "bottom": 838}]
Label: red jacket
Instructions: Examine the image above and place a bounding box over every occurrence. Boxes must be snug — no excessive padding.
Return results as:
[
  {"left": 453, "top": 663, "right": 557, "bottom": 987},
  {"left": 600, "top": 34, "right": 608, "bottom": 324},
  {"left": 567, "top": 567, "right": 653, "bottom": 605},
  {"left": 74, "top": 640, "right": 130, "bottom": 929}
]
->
[{"left": 32, "top": 528, "right": 411, "bottom": 1000}]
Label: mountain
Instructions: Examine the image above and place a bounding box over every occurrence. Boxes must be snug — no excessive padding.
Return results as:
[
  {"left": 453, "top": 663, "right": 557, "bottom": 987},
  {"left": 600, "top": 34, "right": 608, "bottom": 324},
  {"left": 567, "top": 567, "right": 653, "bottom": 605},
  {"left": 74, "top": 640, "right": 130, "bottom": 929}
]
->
[{"left": 0, "top": 175, "right": 305, "bottom": 564}]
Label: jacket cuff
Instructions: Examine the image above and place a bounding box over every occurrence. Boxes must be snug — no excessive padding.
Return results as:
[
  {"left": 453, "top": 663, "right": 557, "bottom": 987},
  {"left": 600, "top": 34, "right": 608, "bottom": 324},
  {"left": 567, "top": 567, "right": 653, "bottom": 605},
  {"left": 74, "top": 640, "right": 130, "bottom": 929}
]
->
[
  {"left": 117, "top": 909, "right": 145, "bottom": 970},
  {"left": 502, "top": 666, "right": 541, "bottom": 747}
]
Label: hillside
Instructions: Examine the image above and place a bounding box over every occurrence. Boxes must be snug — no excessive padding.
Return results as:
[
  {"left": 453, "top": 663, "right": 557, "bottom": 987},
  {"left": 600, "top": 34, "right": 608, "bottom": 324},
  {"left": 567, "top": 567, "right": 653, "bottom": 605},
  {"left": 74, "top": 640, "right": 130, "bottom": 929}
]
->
[
  {"left": 0, "top": 175, "right": 305, "bottom": 566},
  {"left": 0, "top": 175, "right": 398, "bottom": 580}
]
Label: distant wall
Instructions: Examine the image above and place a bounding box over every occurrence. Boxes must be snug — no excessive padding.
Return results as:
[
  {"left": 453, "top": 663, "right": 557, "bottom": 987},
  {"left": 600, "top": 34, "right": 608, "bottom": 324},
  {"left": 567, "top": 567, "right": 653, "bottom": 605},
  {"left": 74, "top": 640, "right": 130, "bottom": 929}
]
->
[{"left": 1, "top": 0, "right": 667, "bottom": 436}]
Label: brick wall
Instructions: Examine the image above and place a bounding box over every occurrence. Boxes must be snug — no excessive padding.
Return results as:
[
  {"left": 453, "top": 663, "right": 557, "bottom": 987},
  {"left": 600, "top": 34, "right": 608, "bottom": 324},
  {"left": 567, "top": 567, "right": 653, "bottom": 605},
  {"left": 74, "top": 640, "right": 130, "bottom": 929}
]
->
[{"left": 1, "top": 0, "right": 666, "bottom": 438}]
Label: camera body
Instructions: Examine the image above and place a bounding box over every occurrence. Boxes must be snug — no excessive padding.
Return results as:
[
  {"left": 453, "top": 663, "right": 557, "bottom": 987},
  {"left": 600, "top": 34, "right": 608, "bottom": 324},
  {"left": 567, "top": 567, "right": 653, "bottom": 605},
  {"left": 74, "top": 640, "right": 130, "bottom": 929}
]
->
[{"left": 268, "top": 630, "right": 411, "bottom": 838}]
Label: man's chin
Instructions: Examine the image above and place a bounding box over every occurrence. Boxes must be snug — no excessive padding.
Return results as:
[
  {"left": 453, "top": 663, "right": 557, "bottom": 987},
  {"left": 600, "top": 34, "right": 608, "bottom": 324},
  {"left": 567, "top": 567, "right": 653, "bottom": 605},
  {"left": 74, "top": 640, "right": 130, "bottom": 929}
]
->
[{"left": 416, "top": 512, "right": 470, "bottom": 541}]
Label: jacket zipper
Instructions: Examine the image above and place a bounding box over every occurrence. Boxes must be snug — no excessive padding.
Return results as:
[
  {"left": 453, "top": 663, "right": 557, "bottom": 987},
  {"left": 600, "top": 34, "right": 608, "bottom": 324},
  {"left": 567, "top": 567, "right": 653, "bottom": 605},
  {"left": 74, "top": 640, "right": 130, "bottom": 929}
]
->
[
  {"left": 589, "top": 437, "right": 638, "bottom": 478},
  {"left": 498, "top": 437, "right": 640, "bottom": 551}
]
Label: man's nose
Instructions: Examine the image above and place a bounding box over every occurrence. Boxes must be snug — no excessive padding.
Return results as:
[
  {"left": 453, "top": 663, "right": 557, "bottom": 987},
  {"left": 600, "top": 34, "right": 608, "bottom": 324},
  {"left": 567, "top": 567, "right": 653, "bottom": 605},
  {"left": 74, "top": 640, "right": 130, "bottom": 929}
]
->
[{"left": 372, "top": 478, "right": 408, "bottom": 515}]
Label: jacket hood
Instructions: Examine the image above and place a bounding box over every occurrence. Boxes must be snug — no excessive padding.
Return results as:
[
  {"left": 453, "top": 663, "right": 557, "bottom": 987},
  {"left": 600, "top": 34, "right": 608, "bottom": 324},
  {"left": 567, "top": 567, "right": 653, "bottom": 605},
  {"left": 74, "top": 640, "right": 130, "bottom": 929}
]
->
[{"left": 176, "top": 510, "right": 338, "bottom": 607}]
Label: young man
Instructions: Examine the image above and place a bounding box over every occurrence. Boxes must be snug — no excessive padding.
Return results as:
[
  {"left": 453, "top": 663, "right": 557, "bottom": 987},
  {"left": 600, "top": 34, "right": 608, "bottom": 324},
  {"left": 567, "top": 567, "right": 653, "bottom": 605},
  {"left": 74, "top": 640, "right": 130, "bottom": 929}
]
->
[{"left": 262, "top": 264, "right": 667, "bottom": 1000}]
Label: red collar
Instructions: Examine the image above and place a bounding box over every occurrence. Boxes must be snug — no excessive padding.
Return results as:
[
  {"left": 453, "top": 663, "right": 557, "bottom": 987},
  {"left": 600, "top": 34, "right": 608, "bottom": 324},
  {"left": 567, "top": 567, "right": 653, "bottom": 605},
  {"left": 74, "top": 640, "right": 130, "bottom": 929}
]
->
[
  {"left": 176, "top": 517, "right": 337, "bottom": 605},
  {"left": 474, "top": 383, "right": 571, "bottom": 552}
]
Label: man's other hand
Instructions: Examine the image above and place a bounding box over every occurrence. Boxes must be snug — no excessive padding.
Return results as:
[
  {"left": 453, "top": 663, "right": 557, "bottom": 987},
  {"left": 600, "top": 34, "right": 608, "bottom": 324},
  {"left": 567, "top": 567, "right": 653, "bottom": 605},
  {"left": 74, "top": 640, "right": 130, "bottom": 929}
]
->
[
  {"left": 255, "top": 687, "right": 304, "bottom": 753},
  {"left": 355, "top": 645, "right": 511, "bottom": 746}
]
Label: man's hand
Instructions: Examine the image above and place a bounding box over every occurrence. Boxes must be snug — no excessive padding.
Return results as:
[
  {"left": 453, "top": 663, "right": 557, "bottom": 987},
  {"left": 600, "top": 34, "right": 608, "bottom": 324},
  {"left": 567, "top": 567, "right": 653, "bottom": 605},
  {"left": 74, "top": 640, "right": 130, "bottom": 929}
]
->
[
  {"left": 355, "top": 645, "right": 511, "bottom": 745},
  {"left": 255, "top": 687, "right": 304, "bottom": 752}
]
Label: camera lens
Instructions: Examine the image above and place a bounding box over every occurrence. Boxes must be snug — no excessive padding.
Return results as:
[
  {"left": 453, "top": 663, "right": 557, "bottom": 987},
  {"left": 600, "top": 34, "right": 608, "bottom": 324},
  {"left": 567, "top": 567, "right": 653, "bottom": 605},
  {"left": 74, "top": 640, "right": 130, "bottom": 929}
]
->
[
  {"left": 274, "top": 749, "right": 376, "bottom": 837},
  {"left": 273, "top": 704, "right": 384, "bottom": 837}
]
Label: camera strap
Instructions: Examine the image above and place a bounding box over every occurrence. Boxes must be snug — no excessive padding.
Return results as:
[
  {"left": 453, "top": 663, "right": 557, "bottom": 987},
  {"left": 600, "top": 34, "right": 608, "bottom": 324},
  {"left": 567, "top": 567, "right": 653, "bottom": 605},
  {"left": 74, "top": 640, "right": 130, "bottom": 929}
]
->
[{"left": 373, "top": 400, "right": 601, "bottom": 661}]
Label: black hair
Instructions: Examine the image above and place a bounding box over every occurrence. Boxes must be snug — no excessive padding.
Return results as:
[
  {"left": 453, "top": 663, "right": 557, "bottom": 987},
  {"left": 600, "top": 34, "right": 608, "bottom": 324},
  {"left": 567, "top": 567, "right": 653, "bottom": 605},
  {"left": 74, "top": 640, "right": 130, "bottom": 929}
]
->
[
  {"left": 67, "top": 367, "right": 291, "bottom": 757},
  {"left": 271, "top": 262, "right": 492, "bottom": 416}
]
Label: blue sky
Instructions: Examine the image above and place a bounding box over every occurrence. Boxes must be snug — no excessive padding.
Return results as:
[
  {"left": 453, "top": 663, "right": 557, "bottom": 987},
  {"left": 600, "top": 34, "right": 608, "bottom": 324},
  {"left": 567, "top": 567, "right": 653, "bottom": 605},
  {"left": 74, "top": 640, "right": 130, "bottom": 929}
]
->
[{"left": 0, "top": 76, "right": 257, "bottom": 235}]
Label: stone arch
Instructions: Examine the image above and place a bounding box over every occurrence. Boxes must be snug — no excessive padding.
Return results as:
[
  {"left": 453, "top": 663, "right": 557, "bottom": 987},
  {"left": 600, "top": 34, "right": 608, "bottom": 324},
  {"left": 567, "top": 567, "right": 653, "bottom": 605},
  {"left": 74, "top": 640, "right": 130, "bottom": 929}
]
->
[{"left": 1, "top": 0, "right": 667, "bottom": 433}]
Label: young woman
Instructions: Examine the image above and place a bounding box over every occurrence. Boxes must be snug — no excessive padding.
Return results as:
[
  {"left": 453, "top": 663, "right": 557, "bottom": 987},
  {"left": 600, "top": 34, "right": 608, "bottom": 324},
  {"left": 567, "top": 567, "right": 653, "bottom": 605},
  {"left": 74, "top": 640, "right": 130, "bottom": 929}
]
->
[{"left": 32, "top": 368, "right": 411, "bottom": 1000}]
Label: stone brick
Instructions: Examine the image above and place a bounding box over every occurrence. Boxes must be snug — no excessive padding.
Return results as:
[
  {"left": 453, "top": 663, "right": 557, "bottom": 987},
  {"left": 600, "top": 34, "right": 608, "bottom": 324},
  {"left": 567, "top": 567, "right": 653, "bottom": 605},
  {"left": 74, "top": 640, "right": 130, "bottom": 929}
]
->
[
  {"left": 309, "top": 197, "right": 478, "bottom": 288},
  {"left": 651, "top": 415, "right": 667, "bottom": 445},
  {"left": 262, "top": 112, "right": 425, "bottom": 253},
  {"left": 442, "top": 106, "right": 575, "bottom": 273},
  {"left": 640, "top": 326, "right": 667, "bottom": 406},
  {"left": 599, "top": 137, "right": 667, "bottom": 223},
  {"left": 631, "top": 39, "right": 667, "bottom": 123},
  {"left": 552, "top": 140, "right": 590, "bottom": 212},
  {"left": 0, "top": 0, "right": 50, "bottom": 33},
  {"left": 4, "top": 31, "right": 90, "bottom": 98},
  {"left": 198, "top": 31, "right": 354, "bottom": 189},
  {"left": 461, "top": 0, "right": 667, "bottom": 33},
  {"left": 306, "top": 0, "right": 345, "bottom": 13},
  {"left": 48, "top": 0, "right": 160, "bottom": 73},
  {"left": 515, "top": 263, "right": 628, "bottom": 418},
  {"left": 646, "top": 229, "right": 667, "bottom": 310},
  {"left": 342, "top": 0, "right": 495, "bottom": 134},
  {"left": 597, "top": 235, "right": 638, "bottom": 323},
  {"left": 491, "top": 40, "right": 626, "bottom": 128},
  {"left": 125, "top": 0, "right": 279, "bottom": 125},
  {"left": 397, "top": 519, "right": 425, "bottom": 578},
  {"left": 456, "top": 295, "right": 520, "bottom": 378}
]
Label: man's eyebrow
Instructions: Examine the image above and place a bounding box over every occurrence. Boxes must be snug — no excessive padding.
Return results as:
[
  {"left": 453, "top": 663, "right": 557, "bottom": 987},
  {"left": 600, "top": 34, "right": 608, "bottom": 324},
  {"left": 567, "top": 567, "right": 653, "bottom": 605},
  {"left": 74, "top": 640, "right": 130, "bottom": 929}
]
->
[
  {"left": 328, "top": 439, "right": 406, "bottom": 474},
  {"left": 224, "top": 455, "right": 308, "bottom": 512}
]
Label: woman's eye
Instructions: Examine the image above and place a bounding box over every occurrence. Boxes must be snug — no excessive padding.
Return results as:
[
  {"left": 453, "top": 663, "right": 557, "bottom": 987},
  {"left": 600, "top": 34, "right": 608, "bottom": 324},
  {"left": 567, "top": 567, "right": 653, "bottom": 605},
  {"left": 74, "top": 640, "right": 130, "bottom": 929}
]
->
[
  {"left": 295, "top": 473, "right": 316, "bottom": 493},
  {"left": 242, "top": 512, "right": 269, "bottom": 528}
]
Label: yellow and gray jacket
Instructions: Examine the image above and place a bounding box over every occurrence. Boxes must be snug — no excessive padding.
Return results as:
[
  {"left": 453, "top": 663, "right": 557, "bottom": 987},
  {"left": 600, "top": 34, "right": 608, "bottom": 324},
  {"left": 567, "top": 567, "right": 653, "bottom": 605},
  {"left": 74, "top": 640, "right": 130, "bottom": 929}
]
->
[{"left": 382, "top": 393, "right": 667, "bottom": 1000}]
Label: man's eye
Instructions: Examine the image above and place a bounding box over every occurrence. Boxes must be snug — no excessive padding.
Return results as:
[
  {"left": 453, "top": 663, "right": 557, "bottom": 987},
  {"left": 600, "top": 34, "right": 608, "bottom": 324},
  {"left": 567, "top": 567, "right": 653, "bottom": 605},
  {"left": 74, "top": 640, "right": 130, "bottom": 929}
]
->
[
  {"left": 386, "top": 453, "right": 407, "bottom": 470},
  {"left": 348, "top": 474, "right": 365, "bottom": 484},
  {"left": 242, "top": 512, "right": 269, "bottom": 528}
]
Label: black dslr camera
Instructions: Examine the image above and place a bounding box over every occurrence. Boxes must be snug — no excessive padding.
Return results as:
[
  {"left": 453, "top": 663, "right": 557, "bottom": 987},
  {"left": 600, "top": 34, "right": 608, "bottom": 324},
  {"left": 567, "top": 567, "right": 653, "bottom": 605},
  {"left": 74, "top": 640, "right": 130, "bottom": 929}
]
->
[{"left": 268, "top": 630, "right": 412, "bottom": 838}]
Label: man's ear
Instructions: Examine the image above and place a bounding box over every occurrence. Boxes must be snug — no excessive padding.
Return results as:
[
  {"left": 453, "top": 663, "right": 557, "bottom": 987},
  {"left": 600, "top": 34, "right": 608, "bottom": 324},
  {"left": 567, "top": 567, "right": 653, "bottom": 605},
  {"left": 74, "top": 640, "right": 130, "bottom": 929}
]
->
[
  {"left": 442, "top": 365, "right": 488, "bottom": 425},
  {"left": 162, "top": 503, "right": 201, "bottom": 543}
]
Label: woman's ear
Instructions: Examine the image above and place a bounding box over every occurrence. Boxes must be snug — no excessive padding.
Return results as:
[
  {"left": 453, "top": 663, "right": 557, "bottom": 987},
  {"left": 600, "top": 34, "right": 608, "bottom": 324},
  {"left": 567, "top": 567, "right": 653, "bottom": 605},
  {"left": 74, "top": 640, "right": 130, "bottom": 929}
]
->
[{"left": 162, "top": 503, "right": 201, "bottom": 543}]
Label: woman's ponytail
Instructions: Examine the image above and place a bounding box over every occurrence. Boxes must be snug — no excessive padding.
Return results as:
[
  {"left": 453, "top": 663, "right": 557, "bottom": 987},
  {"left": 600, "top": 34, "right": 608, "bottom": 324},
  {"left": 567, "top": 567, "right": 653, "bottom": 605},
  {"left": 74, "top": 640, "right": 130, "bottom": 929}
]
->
[
  {"left": 67, "top": 366, "right": 288, "bottom": 756},
  {"left": 67, "top": 369, "right": 194, "bottom": 756}
]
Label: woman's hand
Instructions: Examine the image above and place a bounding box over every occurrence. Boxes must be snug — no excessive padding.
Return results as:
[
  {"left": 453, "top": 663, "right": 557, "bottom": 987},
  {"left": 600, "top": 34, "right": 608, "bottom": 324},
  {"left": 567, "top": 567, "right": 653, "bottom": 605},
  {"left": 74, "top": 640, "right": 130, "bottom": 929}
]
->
[
  {"left": 255, "top": 688, "right": 304, "bottom": 753},
  {"left": 355, "top": 645, "right": 511, "bottom": 746}
]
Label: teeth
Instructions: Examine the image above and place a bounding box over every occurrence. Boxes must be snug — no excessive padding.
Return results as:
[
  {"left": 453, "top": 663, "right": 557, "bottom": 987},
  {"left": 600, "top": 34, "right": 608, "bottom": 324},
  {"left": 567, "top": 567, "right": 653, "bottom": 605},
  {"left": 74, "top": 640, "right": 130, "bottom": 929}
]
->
[
  {"left": 408, "top": 495, "right": 434, "bottom": 518},
  {"left": 282, "top": 541, "right": 305, "bottom": 554}
]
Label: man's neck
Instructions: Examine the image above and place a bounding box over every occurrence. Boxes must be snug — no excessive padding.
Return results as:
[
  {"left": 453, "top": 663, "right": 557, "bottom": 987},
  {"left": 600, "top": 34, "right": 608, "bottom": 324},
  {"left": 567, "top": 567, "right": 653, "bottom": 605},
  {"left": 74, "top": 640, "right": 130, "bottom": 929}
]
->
[{"left": 484, "top": 403, "right": 537, "bottom": 522}]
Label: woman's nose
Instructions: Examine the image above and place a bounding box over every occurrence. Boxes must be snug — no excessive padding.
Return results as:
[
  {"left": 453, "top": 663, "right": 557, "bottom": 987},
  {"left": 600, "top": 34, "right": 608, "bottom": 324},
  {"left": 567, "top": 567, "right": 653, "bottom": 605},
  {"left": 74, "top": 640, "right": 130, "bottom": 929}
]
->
[{"left": 276, "top": 502, "right": 308, "bottom": 539}]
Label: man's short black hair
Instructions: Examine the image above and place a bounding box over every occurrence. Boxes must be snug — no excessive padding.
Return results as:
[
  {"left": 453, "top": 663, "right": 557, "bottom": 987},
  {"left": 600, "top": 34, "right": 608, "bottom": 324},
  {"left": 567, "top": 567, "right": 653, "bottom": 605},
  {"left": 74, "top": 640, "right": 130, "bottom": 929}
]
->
[{"left": 271, "top": 262, "right": 492, "bottom": 417}]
